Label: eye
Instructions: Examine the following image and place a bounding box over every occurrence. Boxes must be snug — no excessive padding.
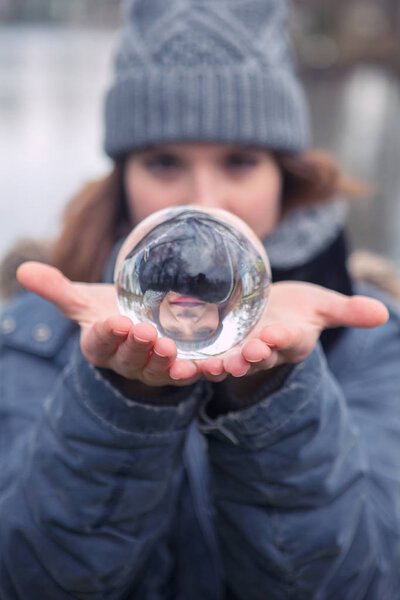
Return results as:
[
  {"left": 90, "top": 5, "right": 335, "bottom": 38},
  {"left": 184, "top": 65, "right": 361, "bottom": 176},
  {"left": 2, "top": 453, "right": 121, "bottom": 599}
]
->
[
  {"left": 223, "top": 152, "right": 259, "bottom": 172},
  {"left": 162, "top": 327, "right": 181, "bottom": 338},
  {"left": 144, "top": 153, "right": 183, "bottom": 174},
  {"left": 194, "top": 328, "right": 215, "bottom": 339}
]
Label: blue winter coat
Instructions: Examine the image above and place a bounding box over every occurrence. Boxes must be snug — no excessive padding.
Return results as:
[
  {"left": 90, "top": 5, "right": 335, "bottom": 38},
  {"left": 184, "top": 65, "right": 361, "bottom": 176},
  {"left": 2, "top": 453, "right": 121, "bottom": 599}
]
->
[{"left": 1, "top": 282, "right": 400, "bottom": 599}]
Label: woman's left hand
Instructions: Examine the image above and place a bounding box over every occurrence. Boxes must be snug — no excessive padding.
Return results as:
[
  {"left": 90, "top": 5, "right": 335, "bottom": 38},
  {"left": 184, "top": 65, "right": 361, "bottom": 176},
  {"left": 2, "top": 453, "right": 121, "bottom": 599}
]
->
[{"left": 199, "top": 281, "right": 389, "bottom": 380}]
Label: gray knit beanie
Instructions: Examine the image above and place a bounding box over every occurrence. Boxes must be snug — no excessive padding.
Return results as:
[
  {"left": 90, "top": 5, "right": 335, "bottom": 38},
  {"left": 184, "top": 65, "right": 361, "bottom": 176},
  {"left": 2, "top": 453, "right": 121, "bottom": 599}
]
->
[{"left": 104, "top": 0, "right": 311, "bottom": 158}]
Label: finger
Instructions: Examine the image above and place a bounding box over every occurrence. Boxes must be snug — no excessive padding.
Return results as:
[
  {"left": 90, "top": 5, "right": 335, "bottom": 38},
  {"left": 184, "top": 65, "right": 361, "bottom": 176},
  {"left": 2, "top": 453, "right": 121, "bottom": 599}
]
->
[
  {"left": 241, "top": 339, "right": 272, "bottom": 363},
  {"left": 144, "top": 337, "right": 177, "bottom": 378},
  {"left": 244, "top": 348, "right": 281, "bottom": 373},
  {"left": 133, "top": 321, "right": 160, "bottom": 344},
  {"left": 115, "top": 323, "right": 158, "bottom": 374},
  {"left": 223, "top": 351, "right": 251, "bottom": 378},
  {"left": 319, "top": 294, "right": 389, "bottom": 329},
  {"left": 17, "top": 261, "right": 87, "bottom": 318},
  {"left": 202, "top": 372, "right": 228, "bottom": 383},
  {"left": 260, "top": 322, "right": 300, "bottom": 349},
  {"left": 169, "top": 359, "right": 199, "bottom": 382},
  {"left": 200, "top": 357, "right": 224, "bottom": 376},
  {"left": 260, "top": 323, "right": 312, "bottom": 363},
  {"left": 198, "top": 357, "right": 228, "bottom": 382},
  {"left": 83, "top": 317, "right": 131, "bottom": 364}
]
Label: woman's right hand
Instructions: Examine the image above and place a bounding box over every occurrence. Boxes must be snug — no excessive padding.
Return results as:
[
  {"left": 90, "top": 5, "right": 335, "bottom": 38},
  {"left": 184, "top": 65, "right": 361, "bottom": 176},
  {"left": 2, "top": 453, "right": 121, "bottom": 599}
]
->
[{"left": 17, "top": 262, "right": 200, "bottom": 387}]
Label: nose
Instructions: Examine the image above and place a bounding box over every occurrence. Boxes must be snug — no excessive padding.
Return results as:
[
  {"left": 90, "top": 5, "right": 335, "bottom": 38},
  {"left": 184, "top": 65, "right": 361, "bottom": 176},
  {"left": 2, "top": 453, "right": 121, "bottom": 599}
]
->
[
  {"left": 176, "top": 319, "right": 196, "bottom": 339},
  {"left": 176, "top": 309, "right": 200, "bottom": 321},
  {"left": 186, "top": 167, "right": 226, "bottom": 210}
]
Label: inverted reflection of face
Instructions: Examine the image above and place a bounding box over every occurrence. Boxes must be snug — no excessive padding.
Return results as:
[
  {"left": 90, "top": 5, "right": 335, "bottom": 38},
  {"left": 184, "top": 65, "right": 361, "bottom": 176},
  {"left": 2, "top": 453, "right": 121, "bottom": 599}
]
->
[
  {"left": 115, "top": 206, "right": 271, "bottom": 359},
  {"left": 159, "top": 292, "right": 220, "bottom": 341}
]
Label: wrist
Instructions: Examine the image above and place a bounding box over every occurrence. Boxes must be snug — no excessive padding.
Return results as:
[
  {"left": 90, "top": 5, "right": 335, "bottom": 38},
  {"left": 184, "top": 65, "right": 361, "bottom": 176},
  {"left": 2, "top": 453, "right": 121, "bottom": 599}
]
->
[
  {"left": 99, "top": 368, "right": 196, "bottom": 406},
  {"left": 207, "top": 364, "right": 294, "bottom": 417}
]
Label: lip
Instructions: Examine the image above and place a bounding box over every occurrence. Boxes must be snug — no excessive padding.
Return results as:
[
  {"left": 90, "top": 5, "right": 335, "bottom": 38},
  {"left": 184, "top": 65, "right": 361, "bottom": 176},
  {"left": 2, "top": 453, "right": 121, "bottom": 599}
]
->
[{"left": 170, "top": 295, "right": 204, "bottom": 306}]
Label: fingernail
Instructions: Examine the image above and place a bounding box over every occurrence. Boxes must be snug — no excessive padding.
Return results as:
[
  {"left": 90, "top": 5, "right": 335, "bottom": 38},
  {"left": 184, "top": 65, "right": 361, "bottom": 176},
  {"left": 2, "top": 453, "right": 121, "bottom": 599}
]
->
[
  {"left": 134, "top": 335, "right": 152, "bottom": 344},
  {"left": 209, "top": 368, "right": 223, "bottom": 376},
  {"left": 231, "top": 366, "right": 250, "bottom": 377},
  {"left": 112, "top": 329, "right": 128, "bottom": 337}
]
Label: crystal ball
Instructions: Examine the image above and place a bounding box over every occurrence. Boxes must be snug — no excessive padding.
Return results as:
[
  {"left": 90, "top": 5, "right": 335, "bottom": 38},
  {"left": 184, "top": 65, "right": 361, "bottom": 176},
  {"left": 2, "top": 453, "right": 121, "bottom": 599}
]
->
[{"left": 114, "top": 206, "right": 271, "bottom": 359}]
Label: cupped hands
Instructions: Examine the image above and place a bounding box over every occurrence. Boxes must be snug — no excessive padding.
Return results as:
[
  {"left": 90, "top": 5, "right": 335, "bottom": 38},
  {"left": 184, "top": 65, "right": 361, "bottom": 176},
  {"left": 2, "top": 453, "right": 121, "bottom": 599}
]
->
[{"left": 17, "top": 262, "right": 389, "bottom": 386}]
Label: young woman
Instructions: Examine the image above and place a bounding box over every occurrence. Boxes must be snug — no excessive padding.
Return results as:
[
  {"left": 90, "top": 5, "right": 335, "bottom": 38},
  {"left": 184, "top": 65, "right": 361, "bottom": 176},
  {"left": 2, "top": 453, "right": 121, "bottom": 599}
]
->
[{"left": 1, "top": 1, "right": 399, "bottom": 598}]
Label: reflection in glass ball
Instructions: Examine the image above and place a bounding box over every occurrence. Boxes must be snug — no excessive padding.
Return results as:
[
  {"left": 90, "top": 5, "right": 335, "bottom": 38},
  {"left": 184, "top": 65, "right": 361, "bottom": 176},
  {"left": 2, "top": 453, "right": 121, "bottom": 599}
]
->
[{"left": 115, "top": 206, "right": 271, "bottom": 359}]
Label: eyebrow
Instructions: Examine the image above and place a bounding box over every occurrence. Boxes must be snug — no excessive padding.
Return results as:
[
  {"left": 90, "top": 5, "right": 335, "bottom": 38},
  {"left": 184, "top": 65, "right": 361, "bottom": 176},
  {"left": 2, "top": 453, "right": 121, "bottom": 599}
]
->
[
  {"left": 195, "top": 328, "right": 215, "bottom": 336},
  {"left": 163, "top": 327, "right": 181, "bottom": 336}
]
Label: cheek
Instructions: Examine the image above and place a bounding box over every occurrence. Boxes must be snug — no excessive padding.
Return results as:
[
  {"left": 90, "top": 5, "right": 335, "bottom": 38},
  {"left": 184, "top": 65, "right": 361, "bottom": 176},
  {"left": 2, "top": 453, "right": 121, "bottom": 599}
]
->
[
  {"left": 203, "top": 307, "right": 220, "bottom": 327},
  {"left": 253, "top": 170, "right": 282, "bottom": 235},
  {"left": 125, "top": 181, "right": 156, "bottom": 224},
  {"left": 158, "top": 304, "right": 169, "bottom": 326},
  {"left": 232, "top": 183, "right": 281, "bottom": 239}
]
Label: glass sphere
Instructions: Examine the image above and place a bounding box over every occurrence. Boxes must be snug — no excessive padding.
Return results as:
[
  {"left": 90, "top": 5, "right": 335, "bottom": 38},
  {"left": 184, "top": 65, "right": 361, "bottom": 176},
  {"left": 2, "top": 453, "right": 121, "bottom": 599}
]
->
[{"left": 114, "top": 206, "right": 271, "bottom": 359}]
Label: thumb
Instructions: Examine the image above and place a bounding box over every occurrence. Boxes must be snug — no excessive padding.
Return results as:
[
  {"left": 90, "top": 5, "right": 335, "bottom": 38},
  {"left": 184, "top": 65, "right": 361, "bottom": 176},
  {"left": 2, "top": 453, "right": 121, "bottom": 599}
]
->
[
  {"left": 16, "top": 261, "right": 87, "bottom": 319},
  {"left": 320, "top": 293, "right": 389, "bottom": 329}
]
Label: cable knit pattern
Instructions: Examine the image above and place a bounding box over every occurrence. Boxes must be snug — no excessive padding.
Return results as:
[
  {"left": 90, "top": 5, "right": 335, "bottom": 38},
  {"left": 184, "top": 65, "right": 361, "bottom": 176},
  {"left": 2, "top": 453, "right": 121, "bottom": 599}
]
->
[{"left": 104, "top": 0, "right": 311, "bottom": 157}]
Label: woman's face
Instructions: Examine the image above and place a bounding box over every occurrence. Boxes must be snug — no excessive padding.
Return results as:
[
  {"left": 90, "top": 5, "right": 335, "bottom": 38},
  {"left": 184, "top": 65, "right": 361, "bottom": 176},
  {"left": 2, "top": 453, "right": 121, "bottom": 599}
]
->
[
  {"left": 158, "top": 292, "right": 220, "bottom": 342},
  {"left": 124, "top": 143, "right": 282, "bottom": 240}
]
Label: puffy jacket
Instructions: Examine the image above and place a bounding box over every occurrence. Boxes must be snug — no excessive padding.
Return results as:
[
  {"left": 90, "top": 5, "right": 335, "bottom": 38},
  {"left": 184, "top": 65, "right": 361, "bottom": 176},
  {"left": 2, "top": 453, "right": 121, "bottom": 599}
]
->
[{"left": 1, "top": 283, "right": 400, "bottom": 599}]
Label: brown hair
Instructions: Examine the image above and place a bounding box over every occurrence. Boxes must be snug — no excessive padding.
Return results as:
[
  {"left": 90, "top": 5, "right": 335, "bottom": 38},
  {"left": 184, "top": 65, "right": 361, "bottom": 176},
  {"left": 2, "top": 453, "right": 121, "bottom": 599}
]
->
[
  {"left": 278, "top": 150, "right": 366, "bottom": 214},
  {"left": 51, "top": 151, "right": 365, "bottom": 283},
  {"left": 51, "top": 162, "right": 130, "bottom": 283}
]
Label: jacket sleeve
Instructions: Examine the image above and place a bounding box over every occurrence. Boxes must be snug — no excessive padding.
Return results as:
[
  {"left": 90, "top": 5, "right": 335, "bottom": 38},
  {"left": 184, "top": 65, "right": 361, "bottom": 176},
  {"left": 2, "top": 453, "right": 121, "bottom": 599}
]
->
[
  {"left": 0, "top": 341, "right": 200, "bottom": 600},
  {"left": 200, "top": 311, "right": 400, "bottom": 600}
]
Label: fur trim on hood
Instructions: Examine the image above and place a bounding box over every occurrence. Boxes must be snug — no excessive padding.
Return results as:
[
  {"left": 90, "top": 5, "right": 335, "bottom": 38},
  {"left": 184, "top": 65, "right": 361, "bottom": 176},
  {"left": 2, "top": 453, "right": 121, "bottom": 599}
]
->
[
  {"left": 0, "top": 239, "right": 50, "bottom": 301},
  {"left": 348, "top": 250, "right": 400, "bottom": 303}
]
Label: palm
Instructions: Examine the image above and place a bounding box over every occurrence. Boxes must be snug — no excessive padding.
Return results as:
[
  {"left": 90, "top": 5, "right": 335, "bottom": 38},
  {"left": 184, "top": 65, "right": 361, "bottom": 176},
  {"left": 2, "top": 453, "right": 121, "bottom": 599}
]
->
[
  {"left": 199, "top": 281, "right": 389, "bottom": 378},
  {"left": 17, "top": 262, "right": 388, "bottom": 383},
  {"left": 17, "top": 262, "right": 200, "bottom": 385},
  {"left": 56, "top": 282, "right": 117, "bottom": 331},
  {"left": 18, "top": 261, "right": 119, "bottom": 337},
  {"left": 255, "top": 281, "right": 385, "bottom": 359}
]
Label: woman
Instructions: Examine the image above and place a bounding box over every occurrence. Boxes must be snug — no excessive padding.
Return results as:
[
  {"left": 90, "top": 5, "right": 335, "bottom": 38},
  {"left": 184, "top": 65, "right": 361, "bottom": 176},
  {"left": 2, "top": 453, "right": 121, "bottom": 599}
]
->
[{"left": 1, "top": 1, "right": 399, "bottom": 598}]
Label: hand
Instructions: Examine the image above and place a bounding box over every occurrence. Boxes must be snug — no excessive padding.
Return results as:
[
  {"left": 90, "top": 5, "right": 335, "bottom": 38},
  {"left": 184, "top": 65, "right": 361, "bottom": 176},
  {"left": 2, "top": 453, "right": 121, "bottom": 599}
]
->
[
  {"left": 17, "top": 262, "right": 200, "bottom": 386},
  {"left": 200, "top": 281, "right": 389, "bottom": 379}
]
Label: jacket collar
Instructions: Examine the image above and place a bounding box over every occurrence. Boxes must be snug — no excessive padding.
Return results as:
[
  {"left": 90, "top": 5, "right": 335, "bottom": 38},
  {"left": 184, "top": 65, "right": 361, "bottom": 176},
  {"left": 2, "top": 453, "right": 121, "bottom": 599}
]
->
[{"left": 265, "top": 198, "right": 348, "bottom": 269}]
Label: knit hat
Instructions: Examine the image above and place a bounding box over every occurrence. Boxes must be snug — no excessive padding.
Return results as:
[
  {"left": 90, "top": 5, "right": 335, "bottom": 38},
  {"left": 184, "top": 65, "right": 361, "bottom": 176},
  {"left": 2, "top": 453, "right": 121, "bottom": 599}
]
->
[{"left": 104, "top": 0, "right": 311, "bottom": 158}]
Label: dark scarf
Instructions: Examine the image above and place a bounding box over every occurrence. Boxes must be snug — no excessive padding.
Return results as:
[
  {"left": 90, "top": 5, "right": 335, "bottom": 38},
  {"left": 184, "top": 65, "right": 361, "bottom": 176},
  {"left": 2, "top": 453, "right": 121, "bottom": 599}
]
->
[{"left": 271, "top": 230, "right": 353, "bottom": 354}]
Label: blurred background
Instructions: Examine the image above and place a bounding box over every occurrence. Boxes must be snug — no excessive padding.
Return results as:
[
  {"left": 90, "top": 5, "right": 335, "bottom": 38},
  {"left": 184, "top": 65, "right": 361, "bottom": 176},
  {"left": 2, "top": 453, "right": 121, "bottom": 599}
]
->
[{"left": 1, "top": 0, "right": 399, "bottom": 268}]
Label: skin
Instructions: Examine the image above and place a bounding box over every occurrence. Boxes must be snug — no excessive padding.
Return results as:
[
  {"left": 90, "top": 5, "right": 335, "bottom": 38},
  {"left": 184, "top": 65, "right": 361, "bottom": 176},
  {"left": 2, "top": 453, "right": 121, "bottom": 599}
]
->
[
  {"left": 158, "top": 293, "right": 220, "bottom": 342},
  {"left": 124, "top": 143, "right": 282, "bottom": 240},
  {"left": 17, "top": 142, "right": 389, "bottom": 389}
]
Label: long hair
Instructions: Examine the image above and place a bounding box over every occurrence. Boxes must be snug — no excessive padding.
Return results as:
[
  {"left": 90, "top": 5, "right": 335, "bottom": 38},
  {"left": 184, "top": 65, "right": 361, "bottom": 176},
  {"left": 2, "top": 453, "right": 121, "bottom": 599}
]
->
[
  {"left": 51, "top": 161, "right": 130, "bottom": 283},
  {"left": 51, "top": 150, "right": 365, "bottom": 283}
]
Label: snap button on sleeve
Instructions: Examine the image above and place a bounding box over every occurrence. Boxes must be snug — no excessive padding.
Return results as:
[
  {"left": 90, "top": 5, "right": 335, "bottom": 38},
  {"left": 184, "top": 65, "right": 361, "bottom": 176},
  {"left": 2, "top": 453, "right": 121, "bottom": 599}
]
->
[
  {"left": 32, "top": 323, "right": 52, "bottom": 343},
  {"left": 1, "top": 316, "right": 17, "bottom": 334}
]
